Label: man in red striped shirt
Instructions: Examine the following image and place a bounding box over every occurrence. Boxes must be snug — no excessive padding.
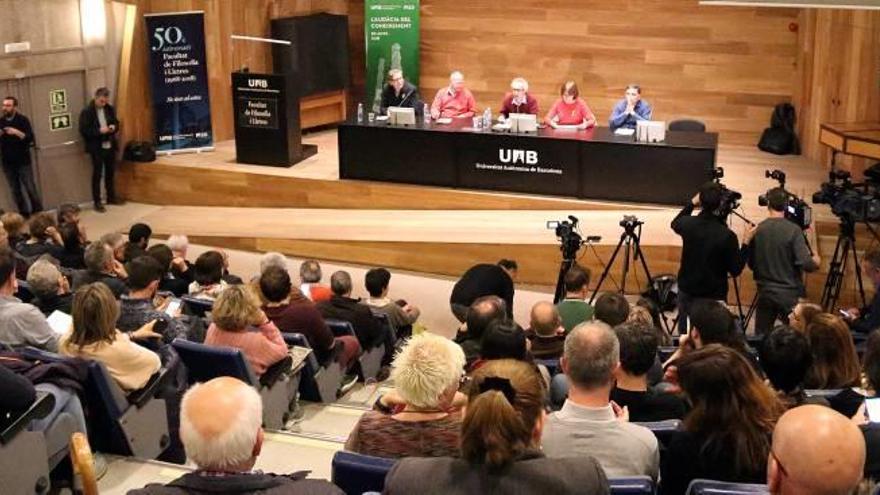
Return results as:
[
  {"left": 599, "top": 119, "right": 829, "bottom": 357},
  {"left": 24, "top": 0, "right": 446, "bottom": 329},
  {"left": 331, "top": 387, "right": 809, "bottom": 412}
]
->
[{"left": 430, "top": 71, "right": 476, "bottom": 120}]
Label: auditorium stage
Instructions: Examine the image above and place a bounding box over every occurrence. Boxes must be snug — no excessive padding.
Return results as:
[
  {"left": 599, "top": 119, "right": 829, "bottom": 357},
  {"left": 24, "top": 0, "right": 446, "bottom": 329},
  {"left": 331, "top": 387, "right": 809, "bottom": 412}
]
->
[{"left": 118, "top": 128, "right": 870, "bottom": 306}]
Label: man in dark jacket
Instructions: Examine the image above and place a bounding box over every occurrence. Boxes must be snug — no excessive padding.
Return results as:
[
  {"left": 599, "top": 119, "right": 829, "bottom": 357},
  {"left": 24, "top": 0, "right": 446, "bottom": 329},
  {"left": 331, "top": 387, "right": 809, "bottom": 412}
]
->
[
  {"left": 78, "top": 87, "right": 119, "bottom": 212},
  {"left": 0, "top": 96, "right": 42, "bottom": 216},
  {"left": 379, "top": 69, "right": 423, "bottom": 116},
  {"left": 128, "top": 377, "right": 343, "bottom": 495},
  {"left": 317, "top": 270, "right": 384, "bottom": 350},
  {"left": 449, "top": 259, "right": 517, "bottom": 322}
]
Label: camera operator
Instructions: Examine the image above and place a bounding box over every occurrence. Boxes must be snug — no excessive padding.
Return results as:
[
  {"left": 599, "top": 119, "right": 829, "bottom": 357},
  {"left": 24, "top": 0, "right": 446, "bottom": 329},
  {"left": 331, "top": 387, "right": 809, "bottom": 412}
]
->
[
  {"left": 672, "top": 181, "right": 746, "bottom": 334},
  {"left": 744, "top": 187, "right": 820, "bottom": 334},
  {"left": 841, "top": 247, "right": 880, "bottom": 334}
]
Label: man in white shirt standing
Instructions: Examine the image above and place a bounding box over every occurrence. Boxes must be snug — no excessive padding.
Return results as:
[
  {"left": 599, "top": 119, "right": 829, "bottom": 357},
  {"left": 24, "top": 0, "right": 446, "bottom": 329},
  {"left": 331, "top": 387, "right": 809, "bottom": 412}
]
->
[{"left": 78, "top": 87, "right": 120, "bottom": 212}]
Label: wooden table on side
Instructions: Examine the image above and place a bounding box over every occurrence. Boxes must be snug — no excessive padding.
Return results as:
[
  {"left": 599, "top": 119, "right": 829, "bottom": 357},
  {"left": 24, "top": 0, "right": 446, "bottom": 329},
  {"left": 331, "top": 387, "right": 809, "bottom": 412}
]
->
[{"left": 819, "top": 122, "right": 880, "bottom": 167}]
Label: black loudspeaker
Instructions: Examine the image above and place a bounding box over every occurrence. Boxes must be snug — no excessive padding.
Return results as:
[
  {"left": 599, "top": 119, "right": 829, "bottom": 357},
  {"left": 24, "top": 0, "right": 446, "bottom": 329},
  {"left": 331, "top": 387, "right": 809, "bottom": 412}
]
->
[{"left": 271, "top": 13, "right": 350, "bottom": 97}]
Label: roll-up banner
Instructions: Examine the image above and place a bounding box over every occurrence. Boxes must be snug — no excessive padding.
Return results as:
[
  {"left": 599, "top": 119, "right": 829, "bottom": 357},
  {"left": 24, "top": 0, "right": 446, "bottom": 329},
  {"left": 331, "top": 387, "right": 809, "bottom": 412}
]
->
[
  {"left": 144, "top": 11, "right": 213, "bottom": 153},
  {"left": 365, "top": 0, "right": 420, "bottom": 114}
]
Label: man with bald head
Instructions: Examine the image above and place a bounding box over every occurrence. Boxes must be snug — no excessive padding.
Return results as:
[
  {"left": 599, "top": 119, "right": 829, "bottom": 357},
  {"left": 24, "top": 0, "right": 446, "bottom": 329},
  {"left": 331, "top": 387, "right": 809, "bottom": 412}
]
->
[
  {"left": 129, "top": 377, "right": 343, "bottom": 494},
  {"left": 768, "top": 405, "right": 865, "bottom": 495},
  {"left": 542, "top": 321, "right": 659, "bottom": 479},
  {"left": 526, "top": 301, "right": 565, "bottom": 359}
]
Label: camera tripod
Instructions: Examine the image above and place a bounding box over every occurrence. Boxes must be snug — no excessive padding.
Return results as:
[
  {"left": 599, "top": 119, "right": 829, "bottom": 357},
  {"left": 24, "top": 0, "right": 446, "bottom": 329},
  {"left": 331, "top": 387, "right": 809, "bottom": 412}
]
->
[
  {"left": 589, "top": 218, "right": 655, "bottom": 305},
  {"left": 820, "top": 217, "right": 880, "bottom": 311}
]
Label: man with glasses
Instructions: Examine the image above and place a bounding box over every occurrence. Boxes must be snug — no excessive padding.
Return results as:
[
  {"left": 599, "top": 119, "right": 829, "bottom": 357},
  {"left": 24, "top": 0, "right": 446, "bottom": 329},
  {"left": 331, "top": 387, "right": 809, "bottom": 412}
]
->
[
  {"left": 499, "top": 77, "right": 539, "bottom": 119},
  {"left": 379, "top": 69, "right": 423, "bottom": 117},
  {"left": 609, "top": 84, "right": 652, "bottom": 131}
]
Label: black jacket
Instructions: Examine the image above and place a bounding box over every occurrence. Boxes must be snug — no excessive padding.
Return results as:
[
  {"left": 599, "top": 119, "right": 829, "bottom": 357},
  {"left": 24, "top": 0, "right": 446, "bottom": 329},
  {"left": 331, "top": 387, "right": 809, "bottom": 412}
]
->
[
  {"left": 0, "top": 112, "right": 35, "bottom": 166},
  {"left": 380, "top": 81, "right": 423, "bottom": 116},
  {"left": 450, "top": 264, "right": 515, "bottom": 317},
  {"left": 126, "top": 470, "right": 343, "bottom": 495},
  {"left": 317, "top": 295, "right": 383, "bottom": 349},
  {"left": 671, "top": 204, "right": 746, "bottom": 300},
  {"left": 78, "top": 101, "right": 119, "bottom": 154}
]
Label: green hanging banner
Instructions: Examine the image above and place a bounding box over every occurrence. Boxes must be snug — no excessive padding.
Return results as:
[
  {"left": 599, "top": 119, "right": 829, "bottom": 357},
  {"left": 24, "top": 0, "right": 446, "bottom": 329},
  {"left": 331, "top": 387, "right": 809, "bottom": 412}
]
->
[{"left": 364, "top": 0, "right": 420, "bottom": 114}]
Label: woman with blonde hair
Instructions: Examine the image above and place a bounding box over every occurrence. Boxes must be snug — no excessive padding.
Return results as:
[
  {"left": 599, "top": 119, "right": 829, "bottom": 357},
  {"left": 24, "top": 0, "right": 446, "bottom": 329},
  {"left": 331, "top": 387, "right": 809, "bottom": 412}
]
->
[
  {"left": 345, "top": 333, "right": 466, "bottom": 458},
  {"left": 203, "top": 284, "right": 289, "bottom": 377},
  {"left": 59, "top": 283, "right": 161, "bottom": 391},
  {"left": 384, "top": 359, "right": 609, "bottom": 494}
]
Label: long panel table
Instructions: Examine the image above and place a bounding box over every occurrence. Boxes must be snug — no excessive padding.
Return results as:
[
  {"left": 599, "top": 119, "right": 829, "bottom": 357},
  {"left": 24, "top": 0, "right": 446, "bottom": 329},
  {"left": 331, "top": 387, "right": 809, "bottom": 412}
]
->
[{"left": 338, "top": 119, "right": 718, "bottom": 205}]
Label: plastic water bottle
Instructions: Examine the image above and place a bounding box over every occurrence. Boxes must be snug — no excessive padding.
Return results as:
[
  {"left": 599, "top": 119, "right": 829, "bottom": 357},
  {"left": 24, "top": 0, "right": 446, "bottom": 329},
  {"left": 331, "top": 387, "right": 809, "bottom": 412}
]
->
[
  {"left": 423, "top": 103, "right": 431, "bottom": 125},
  {"left": 357, "top": 103, "right": 364, "bottom": 123},
  {"left": 483, "top": 108, "right": 491, "bottom": 129}
]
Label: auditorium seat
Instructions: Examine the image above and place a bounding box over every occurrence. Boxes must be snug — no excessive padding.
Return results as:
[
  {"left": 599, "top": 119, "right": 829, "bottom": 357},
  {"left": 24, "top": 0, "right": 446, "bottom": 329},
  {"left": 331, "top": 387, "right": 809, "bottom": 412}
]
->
[
  {"left": 283, "top": 332, "right": 344, "bottom": 403},
  {"left": 171, "top": 339, "right": 299, "bottom": 429},
  {"left": 326, "top": 319, "right": 385, "bottom": 381},
  {"left": 20, "top": 346, "right": 175, "bottom": 459},
  {"left": 534, "top": 358, "right": 561, "bottom": 376},
  {"left": 609, "top": 476, "right": 655, "bottom": 494},
  {"left": 669, "top": 119, "right": 707, "bottom": 133},
  {"left": 634, "top": 419, "right": 681, "bottom": 447},
  {"left": 180, "top": 295, "right": 214, "bottom": 318},
  {"left": 685, "top": 479, "right": 769, "bottom": 494},
  {"left": 805, "top": 388, "right": 845, "bottom": 399},
  {"left": 330, "top": 450, "right": 396, "bottom": 495},
  {"left": 15, "top": 279, "right": 34, "bottom": 303},
  {"left": 0, "top": 390, "right": 56, "bottom": 494}
]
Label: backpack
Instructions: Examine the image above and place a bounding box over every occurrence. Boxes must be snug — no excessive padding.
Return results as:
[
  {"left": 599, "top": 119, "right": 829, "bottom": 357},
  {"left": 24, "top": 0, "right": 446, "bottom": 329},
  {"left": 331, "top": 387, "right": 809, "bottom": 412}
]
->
[
  {"left": 758, "top": 103, "right": 801, "bottom": 155},
  {"left": 123, "top": 141, "right": 157, "bottom": 162}
]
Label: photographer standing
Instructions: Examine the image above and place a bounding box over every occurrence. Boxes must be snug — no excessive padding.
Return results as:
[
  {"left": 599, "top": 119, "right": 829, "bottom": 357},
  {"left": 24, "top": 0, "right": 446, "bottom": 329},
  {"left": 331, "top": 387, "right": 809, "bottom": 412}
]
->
[
  {"left": 672, "top": 181, "right": 746, "bottom": 334},
  {"left": 745, "top": 187, "right": 820, "bottom": 334}
]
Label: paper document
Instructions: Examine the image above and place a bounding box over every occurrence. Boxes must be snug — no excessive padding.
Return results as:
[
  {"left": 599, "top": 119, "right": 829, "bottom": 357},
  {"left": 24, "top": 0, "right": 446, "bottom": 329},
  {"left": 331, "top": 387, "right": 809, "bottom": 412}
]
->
[
  {"left": 614, "top": 128, "right": 635, "bottom": 136},
  {"left": 288, "top": 345, "right": 313, "bottom": 372},
  {"left": 436, "top": 118, "right": 453, "bottom": 124},
  {"left": 47, "top": 310, "right": 72, "bottom": 335}
]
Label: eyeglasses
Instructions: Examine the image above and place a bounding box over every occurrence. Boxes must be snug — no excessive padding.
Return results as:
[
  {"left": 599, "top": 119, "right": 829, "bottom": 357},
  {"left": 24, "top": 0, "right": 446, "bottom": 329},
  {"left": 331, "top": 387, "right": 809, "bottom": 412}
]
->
[{"left": 390, "top": 77, "right": 403, "bottom": 82}]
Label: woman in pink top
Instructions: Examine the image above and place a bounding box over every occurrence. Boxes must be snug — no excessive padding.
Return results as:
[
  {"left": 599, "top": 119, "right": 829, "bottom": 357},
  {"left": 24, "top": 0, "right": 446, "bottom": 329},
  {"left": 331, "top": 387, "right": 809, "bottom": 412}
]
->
[
  {"left": 544, "top": 80, "right": 596, "bottom": 130},
  {"left": 204, "top": 284, "right": 289, "bottom": 377}
]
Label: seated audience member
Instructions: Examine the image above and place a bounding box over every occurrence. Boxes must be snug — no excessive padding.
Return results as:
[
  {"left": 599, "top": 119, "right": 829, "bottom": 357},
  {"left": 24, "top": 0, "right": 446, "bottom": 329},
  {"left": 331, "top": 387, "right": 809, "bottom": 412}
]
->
[
  {"left": 768, "top": 405, "right": 865, "bottom": 495},
  {"left": 380, "top": 69, "right": 423, "bottom": 116},
  {"left": 499, "top": 77, "right": 539, "bottom": 119},
  {"left": 317, "top": 270, "right": 385, "bottom": 351},
  {"left": 542, "top": 321, "right": 659, "bottom": 479},
  {"left": 218, "top": 250, "right": 243, "bottom": 285},
  {"left": 663, "top": 298, "right": 748, "bottom": 370},
  {"left": 57, "top": 222, "right": 86, "bottom": 270},
  {"left": 59, "top": 283, "right": 161, "bottom": 391},
  {"left": 525, "top": 301, "right": 565, "bottom": 360},
  {"left": 260, "top": 265, "right": 359, "bottom": 369},
  {"left": 804, "top": 313, "right": 863, "bottom": 417},
  {"left": 479, "top": 319, "right": 529, "bottom": 363},
  {"left": 204, "top": 285, "right": 289, "bottom": 378},
  {"left": 859, "top": 330, "right": 880, "bottom": 480},
  {"left": 594, "top": 292, "right": 630, "bottom": 327},
  {"left": 661, "top": 345, "right": 783, "bottom": 494},
  {"left": 188, "top": 251, "right": 228, "bottom": 300},
  {"left": 259, "top": 252, "right": 288, "bottom": 275},
  {"left": 299, "top": 259, "right": 331, "bottom": 303},
  {"left": 634, "top": 296, "right": 672, "bottom": 346},
  {"left": 1, "top": 211, "right": 27, "bottom": 247},
  {"left": 16, "top": 212, "right": 63, "bottom": 260},
  {"left": 123, "top": 223, "right": 152, "bottom": 262},
  {"left": 556, "top": 263, "right": 595, "bottom": 333},
  {"left": 56, "top": 202, "right": 81, "bottom": 228},
  {"left": 429, "top": 70, "right": 476, "bottom": 120},
  {"left": 449, "top": 259, "right": 517, "bottom": 322},
  {"left": 100, "top": 231, "right": 127, "bottom": 263},
  {"left": 364, "top": 267, "right": 420, "bottom": 333},
  {"left": 346, "top": 333, "right": 465, "bottom": 458},
  {"left": 166, "top": 234, "right": 193, "bottom": 282},
  {"left": 0, "top": 248, "right": 58, "bottom": 350},
  {"left": 454, "top": 295, "right": 507, "bottom": 366},
  {"left": 73, "top": 241, "right": 128, "bottom": 298},
  {"left": 611, "top": 321, "right": 686, "bottom": 421},
  {"left": 27, "top": 258, "right": 73, "bottom": 316},
  {"left": 146, "top": 244, "right": 189, "bottom": 297},
  {"left": 789, "top": 301, "right": 823, "bottom": 332},
  {"left": 544, "top": 80, "right": 596, "bottom": 129},
  {"left": 760, "top": 325, "right": 826, "bottom": 409},
  {"left": 118, "top": 256, "right": 188, "bottom": 344},
  {"left": 844, "top": 247, "right": 880, "bottom": 333},
  {"left": 128, "top": 376, "right": 344, "bottom": 495},
  {"left": 384, "top": 359, "right": 609, "bottom": 494},
  {"left": 609, "top": 84, "right": 652, "bottom": 131}
]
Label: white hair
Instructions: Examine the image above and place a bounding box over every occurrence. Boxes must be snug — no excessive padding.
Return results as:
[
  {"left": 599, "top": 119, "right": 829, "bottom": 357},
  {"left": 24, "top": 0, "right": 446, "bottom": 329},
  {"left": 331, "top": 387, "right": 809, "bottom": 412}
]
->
[
  {"left": 510, "top": 77, "right": 529, "bottom": 92},
  {"left": 390, "top": 333, "right": 465, "bottom": 409},
  {"left": 388, "top": 68, "right": 403, "bottom": 79},
  {"left": 259, "top": 252, "right": 287, "bottom": 274},
  {"left": 449, "top": 71, "right": 464, "bottom": 83},
  {"left": 167, "top": 234, "right": 189, "bottom": 253},
  {"left": 26, "top": 259, "right": 61, "bottom": 298},
  {"left": 179, "top": 382, "right": 263, "bottom": 470}
]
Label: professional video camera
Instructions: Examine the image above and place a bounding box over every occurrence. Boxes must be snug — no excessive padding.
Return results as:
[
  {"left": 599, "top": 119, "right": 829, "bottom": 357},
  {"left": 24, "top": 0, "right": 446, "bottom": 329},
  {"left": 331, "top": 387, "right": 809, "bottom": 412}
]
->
[
  {"left": 812, "top": 170, "right": 880, "bottom": 223},
  {"left": 619, "top": 214, "right": 644, "bottom": 232},
  {"left": 757, "top": 169, "right": 812, "bottom": 229},
  {"left": 711, "top": 167, "right": 743, "bottom": 219},
  {"left": 547, "top": 215, "right": 600, "bottom": 260}
]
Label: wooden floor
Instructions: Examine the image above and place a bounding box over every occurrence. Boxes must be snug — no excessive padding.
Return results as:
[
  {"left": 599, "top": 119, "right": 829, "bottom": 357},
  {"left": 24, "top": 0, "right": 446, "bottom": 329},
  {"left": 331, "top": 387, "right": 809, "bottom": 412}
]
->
[{"left": 118, "top": 128, "right": 877, "bottom": 306}]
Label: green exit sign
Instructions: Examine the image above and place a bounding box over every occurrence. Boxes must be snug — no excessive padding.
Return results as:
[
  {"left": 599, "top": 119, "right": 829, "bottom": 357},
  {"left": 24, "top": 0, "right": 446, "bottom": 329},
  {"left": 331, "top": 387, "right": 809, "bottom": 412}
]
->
[{"left": 50, "top": 113, "right": 72, "bottom": 131}]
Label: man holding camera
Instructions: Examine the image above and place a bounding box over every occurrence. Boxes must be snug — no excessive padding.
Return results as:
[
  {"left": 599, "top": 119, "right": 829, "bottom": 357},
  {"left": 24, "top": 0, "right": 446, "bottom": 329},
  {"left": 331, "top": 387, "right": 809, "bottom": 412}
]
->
[
  {"left": 672, "top": 181, "right": 746, "bottom": 333},
  {"left": 745, "top": 187, "right": 820, "bottom": 334}
]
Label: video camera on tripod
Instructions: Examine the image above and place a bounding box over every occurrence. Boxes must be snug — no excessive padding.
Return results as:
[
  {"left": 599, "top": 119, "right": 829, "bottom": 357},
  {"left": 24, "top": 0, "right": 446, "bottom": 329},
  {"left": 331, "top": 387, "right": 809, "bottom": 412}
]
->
[
  {"left": 547, "top": 215, "right": 600, "bottom": 303},
  {"left": 812, "top": 169, "right": 880, "bottom": 223},
  {"left": 710, "top": 167, "right": 744, "bottom": 220},
  {"left": 757, "top": 169, "right": 812, "bottom": 229}
]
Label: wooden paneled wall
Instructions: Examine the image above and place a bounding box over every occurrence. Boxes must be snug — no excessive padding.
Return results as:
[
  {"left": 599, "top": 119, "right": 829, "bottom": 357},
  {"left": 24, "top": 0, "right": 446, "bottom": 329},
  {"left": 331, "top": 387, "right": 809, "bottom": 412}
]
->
[{"left": 795, "top": 9, "right": 880, "bottom": 170}]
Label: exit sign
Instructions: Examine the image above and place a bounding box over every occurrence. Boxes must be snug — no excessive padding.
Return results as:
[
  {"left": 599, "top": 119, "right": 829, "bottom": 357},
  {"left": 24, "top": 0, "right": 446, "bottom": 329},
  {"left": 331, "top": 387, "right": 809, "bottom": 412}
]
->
[{"left": 50, "top": 113, "right": 72, "bottom": 131}]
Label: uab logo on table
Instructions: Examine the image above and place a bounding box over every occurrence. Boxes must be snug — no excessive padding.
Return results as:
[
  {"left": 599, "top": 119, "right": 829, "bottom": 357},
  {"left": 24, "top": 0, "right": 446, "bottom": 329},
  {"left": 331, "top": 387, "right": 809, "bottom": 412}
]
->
[{"left": 499, "top": 148, "right": 538, "bottom": 165}]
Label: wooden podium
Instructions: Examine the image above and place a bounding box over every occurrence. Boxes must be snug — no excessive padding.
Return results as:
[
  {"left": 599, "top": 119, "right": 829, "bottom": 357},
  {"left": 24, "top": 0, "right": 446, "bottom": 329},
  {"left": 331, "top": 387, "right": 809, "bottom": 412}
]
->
[{"left": 231, "top": 71, "right": 317, "bottom": 167}]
